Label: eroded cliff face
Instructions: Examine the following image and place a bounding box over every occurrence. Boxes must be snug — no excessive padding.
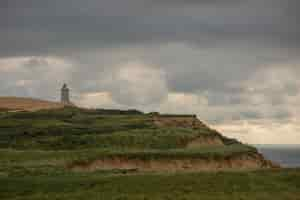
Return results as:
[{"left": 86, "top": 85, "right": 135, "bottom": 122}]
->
[
  {"left": 68, "top": 113, "right": 279, "bottom": 172},
  {"left": 69, "top": 153, "right": 277, "bottom": 172}
]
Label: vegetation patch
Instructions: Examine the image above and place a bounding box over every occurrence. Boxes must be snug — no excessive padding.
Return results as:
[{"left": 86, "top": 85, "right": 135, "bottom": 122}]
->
[
  {"left": 1, "top": 170, "right": 300, "bottom": 200},
  {"left": 0, "top": 107, "right": 283, "bottom": 199}
]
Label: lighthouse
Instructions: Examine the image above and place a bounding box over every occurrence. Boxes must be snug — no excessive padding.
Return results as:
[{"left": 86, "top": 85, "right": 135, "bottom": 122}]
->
[{"left": 61, "top": 83, "right": 70, "bottom": 105}]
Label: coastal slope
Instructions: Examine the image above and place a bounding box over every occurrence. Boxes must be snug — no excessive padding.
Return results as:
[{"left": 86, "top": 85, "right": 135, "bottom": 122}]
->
[{"left": 0, "top": 106, "right": 276, "bottom": 173}]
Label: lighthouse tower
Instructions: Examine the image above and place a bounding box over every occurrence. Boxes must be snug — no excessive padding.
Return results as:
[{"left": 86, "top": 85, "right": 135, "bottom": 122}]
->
[{"left": 61, "top": 83, "right": 70, "bottom": 105}]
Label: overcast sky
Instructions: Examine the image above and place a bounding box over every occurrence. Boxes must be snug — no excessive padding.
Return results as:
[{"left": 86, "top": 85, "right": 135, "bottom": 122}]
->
[{"left": 1, "top": 0, "right": 300, "bottom": 144}]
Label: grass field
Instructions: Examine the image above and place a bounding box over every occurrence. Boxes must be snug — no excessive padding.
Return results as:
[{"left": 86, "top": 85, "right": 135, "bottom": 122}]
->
[
  {"left": 1, "top": 107, "right": 296, "bottom": 199},
  {"left": 1, "top": 169, "right": 300, "bottom": 200}
]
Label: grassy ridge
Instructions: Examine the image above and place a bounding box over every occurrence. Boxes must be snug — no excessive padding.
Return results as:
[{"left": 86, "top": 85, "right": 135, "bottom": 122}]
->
[
  {"left": 0, "top": 128, "right": 203, "bottom": 150},
  {"left": 0, "top": 144, "right": 256, "bottom": 176},
  {"left": 0, "top": 107, "right": 230, "bottom": 150},
  {"left": 0, "top": 107, "right": 258, "bottom": 174},
  {"left": 1, "top": 170, "right": 300, "bottom": 200},
  {"left": 0, "top": 113, "right": 152, "bottom": 137},
  {"left": 0, "top": 107, "right": 154, "bottom": 149}
]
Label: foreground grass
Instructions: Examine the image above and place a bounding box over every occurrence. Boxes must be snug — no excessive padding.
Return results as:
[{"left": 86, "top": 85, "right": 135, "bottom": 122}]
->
[{"left": 1, "top": 169, "right": 300, "bottom": 200}]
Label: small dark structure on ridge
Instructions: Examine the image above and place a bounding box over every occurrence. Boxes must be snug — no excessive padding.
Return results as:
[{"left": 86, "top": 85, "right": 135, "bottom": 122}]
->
[{"left": 61, "top": 83, "right": 70, "bottom": 105}]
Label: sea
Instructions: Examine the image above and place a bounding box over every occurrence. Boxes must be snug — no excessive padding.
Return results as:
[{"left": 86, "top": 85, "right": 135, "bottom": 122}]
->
[{"left": 254, "top": 145, "right": 300, "bottom": 168}]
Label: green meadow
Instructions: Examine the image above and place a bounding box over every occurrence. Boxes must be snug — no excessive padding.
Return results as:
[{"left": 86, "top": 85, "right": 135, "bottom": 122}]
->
[
  {"left": 1, "top": 170, "right": 300, "bottom": 200},
  {"left": 0, "top": 107, "right": 299, "bottom": 199}
]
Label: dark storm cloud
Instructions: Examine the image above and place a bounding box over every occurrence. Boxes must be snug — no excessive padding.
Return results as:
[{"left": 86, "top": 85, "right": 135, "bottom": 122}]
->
[
  {"left": 1, "top": 0, "right": 300, "bottom": 127},
  {"left": 0, "top": 0, "right": 300, "bottom": 57},
  {"left": 151, "top": 0, "right": 241, "bottom": 6}
]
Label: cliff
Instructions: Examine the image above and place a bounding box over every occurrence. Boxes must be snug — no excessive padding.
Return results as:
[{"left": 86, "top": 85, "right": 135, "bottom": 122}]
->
[{"left": 0, "top": 107, "right": 277, "bottom": 173}]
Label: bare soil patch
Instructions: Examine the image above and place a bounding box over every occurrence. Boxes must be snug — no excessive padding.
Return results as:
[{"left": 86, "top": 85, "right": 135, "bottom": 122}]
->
[{"left": 70, "top": 153, "right": 276, "bottom": 172}]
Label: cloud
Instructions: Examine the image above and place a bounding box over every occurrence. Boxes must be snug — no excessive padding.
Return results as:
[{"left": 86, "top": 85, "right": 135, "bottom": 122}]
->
[
  {"left": 0, "top": 0, "right": 299, "bottom": 57},
  {"left": 158, "top": 92, "right": 208, "bottom": 114},
  {"left": 0, "top": 56, "right": 72, "bottom": 100},
  {"left": 214, "top": 119, "right": 300, "bottom": 145},
  {"left": 77, "top": 92, "right": 120, "bottom": 109},
  {"left": 1, "top": 0, "right": 300, "bottom": 144},
  {"left": 23, "top": 57, "right": 49, "bottom": 69},
  {"left": 151, "top": 0, "right": 241, "bottom": 6},
  {"left": 109, "top": 61, "right": 168, "bottom": 106}
]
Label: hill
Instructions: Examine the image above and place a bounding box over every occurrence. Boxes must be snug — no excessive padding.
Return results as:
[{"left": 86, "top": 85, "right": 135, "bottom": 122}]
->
[
  {"left": 1, "top": 106, "right": 297, "bottom": 200},
  {"left": 0, "top": 106, "right": 276, "bottom": 173},
  {"left": 0, "top": 97, "right": 64, "bottom": 111}
]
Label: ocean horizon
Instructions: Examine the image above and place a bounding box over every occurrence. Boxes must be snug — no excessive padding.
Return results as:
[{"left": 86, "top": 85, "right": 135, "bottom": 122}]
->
[{"left": 254, "top": 144, "right": 300, "bottom": 168}]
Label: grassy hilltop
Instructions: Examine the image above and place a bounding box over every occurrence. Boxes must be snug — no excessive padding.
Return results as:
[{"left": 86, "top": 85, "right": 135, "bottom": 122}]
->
[
  {"left": 0, "top": 106, "right": 299, "bottom": 199},
  {"left": 0, "top": 106, "right": 267, "bottom": 171},
  {"left": 0, "top": 97, "right": 64, "bottom": 111}
]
